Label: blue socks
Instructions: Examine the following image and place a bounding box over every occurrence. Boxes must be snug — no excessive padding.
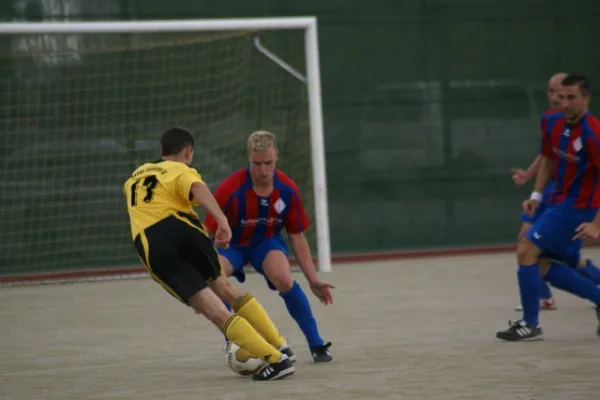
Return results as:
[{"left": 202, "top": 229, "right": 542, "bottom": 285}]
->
[
  {"left": 577, "top": 259, "right": 600, "bottom": 285},
  {"left": 539, "top": 279, "right": 553, "bottom": 300},
  {"left": 280, "top": 281, "right": 324, "bottom": 350},
  {"left": 537, "top": 259, "right": 600, "bottom": 304},
  {"left": 545, "top": 263, "right": 600, "bottom": 305},
  {"left": 518, "top": 264, "right": 541, "bottom": 326}
]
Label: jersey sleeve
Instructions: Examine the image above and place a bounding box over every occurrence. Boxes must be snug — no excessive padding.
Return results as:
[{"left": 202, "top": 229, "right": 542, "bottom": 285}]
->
[
  {"left": 203, "top": 181, "right": 232, "bottom": 233},
  {"left": 539, "top": 116, "right": 553, "bottom": 157},
  {"left": 176, "top": 168, "right": 205, "bottom": 202},
  {"left": 285, "top": 188, "right": 310, "bottom": 234}
]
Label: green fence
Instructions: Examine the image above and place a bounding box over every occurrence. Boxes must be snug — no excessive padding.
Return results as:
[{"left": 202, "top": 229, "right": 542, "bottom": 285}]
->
[{"left": 1, "top": 0, "right": 599, "bottom": 274}]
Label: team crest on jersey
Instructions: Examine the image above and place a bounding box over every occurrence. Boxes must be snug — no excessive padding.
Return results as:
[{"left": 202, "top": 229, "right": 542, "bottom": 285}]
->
[
  {"left": 573, "top": 137, "right": 582, "bottom": 152},
  {"left": 553, "top": 147, "right": 581, "bottom": 163},
  {"left": 273, "top": 198, "right": 286, "bottom": 214}
]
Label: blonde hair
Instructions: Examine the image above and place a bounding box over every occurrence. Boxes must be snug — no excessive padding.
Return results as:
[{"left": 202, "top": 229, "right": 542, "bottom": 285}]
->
[{"left": 247, "top": 130, "right": 277, "bottom": 154}]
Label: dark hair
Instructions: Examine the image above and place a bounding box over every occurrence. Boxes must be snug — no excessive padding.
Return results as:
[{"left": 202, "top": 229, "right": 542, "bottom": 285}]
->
[
  {"left": 561, "top": 74, "right": 590, "bottom": 95},
  {"left": 160, "top": 127, "right": 194, "bottom": 156}
]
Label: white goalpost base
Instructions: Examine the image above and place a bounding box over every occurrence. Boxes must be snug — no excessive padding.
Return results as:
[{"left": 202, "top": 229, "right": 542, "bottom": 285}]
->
[{"left": 0, "top": 17, "right": 332, "bottom": 277}]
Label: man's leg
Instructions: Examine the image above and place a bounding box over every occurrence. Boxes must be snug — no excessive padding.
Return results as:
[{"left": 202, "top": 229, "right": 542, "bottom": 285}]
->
[
  {"left": 250, "top": 238, "right": 332, "bottom": 363},
  {"left": 187, "top": 286, "right": 295, "bottom": 381},
  {"left": 215, "top": 252, "right": 296, "bottom": 360},
  {"left": 217, "top": 247, "right": 247, "bottom": 297},
  {"left": 575, "top": 254, "right": 600, "bottom": 285},
  {"left": 137, "top": 225, "right": 293, "bottom": 381},
  {"left": 542, "top": 241, "right": 600, "bottom": 316},
  {"left": 544, "top": 263, "right": 600, "bottom": 305},
  {"left": 210, "top": 273, "right": 293, "bottom": 354},
  {"left": 500, "top": 206, "right": 600, "bottom": 340},
  {"left": 538, "top": 259, "right": 557, "bottom": 309},
  {"left": 215, "top": 249, "right": 245, "bottom": 345},
  {"left": 497, "top": 215, "right": 547, "bottom": 341},
  {"left": 515, "top": 218, "right": 556, "bottom": 311}
]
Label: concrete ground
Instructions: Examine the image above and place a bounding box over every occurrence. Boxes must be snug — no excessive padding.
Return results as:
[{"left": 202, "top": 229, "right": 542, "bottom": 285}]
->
[{"left": 2, "top": 251, "right": 600, "bottom": 400}]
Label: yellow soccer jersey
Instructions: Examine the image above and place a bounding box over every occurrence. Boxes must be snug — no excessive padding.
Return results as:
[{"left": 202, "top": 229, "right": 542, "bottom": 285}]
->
[{"left": 123, "top": 159, "right": 204, "bottom": 239}]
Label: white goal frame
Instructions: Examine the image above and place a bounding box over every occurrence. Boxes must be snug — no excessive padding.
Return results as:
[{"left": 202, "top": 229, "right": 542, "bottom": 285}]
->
[{"left": 0, "top": 17, "right": 332, "bottom": 273}]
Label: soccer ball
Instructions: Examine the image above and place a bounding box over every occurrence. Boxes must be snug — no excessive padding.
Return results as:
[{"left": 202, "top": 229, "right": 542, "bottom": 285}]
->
[{"left": 225, "top": 342, "right": 265, "bottom": 376}]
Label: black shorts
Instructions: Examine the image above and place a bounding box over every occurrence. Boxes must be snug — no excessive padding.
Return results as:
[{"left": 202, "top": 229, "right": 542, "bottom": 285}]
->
[{"left": 134, "top": 213, "right": 222, "bottom": 304}]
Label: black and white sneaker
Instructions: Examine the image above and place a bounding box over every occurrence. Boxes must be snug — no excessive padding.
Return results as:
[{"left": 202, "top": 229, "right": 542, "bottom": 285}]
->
[
  {"left": 496, "top": 320, "right": 542, "bottom": 342},
  {"left": 311, "top": 342, "right": 333, "bottom": 363},
  {"left": 252, "top": 354, "right": 295, "bottom": 381},
  {"left": 278, "top": 343, "right": 297, "bottom": 363}
]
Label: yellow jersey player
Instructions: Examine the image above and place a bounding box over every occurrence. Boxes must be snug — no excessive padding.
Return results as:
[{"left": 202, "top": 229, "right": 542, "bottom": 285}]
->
[{"left": 124, "top": 127, "right": 295, "bottom": 381}]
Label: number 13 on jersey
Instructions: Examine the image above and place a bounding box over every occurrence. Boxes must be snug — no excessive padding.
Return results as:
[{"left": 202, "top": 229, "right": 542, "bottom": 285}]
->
[{"left": 130, "top": 175, "right": 158, "bottom": 207}]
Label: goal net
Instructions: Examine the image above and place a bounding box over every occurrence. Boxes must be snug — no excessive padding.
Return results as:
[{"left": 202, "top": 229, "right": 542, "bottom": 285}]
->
[{"left": 0, "top": 18, "right": 330, "bottom": 283}]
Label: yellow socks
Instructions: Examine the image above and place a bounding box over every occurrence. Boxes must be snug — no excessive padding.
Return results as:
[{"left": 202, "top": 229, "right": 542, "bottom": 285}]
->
[
  {"left": 221, "top": 315, "right": 282, "bottom": 364},
  {"left": 233, "top": 294, "right": 287, "bottom": 348},
  {"left": 221, "top": 293, "right": 287, "bottom": 362}
]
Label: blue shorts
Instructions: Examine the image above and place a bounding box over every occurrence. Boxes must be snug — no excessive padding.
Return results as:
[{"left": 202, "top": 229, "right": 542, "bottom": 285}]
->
[
  {"left": 520, "top": 202, "right": 548, "bottom": 224},
  {"left": 217, "top": 235, "right": 288, "bottom": 291},
  {"left": 525, "top": 205, "right": 597, "bottom": 267}
]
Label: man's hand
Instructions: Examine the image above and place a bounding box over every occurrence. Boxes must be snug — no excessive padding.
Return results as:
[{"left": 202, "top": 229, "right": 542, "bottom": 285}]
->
[
  {"left": 309, "top": 279, "right": 335, "bottom": 305},
  {"left": 214, "top": 221, "right": 232, "bottom": 249},
  {"left": 511, "top": 168, "right": 531, "bottom": 186},
  {"left": 522, "top": 199, "right": 539, "bottom": 217},
  {"left": 573, "top": 223, "right": 600, "bottom": 241}
]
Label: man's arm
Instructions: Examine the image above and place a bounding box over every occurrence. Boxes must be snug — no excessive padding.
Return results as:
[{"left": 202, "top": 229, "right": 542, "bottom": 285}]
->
[
  {"left": 525, "top": 155, "right": 543, "bottom": 180},
  {"left": 191, "top": 182, "right": 232, "bottom": 247},
  {"left": 288, "top": 232, "right": 334, "bottom": 305},
  {"left": 288, "top": 233, "right": 318, "bottom": 284},
  {"left": 512, "top": 155, "right": 542, "bottom": 186},
  {"left": 530, "top": 120, "right": 555, "bottom": 199},
  {"left": 282, "top": 179, "right": 334, "bottom": 304},
  {"left": 573, "top": 131, "right": 600, "bottom": 239},
  {"left": 512, "top": 115, "right": 550, "bottom": 186},
  {"left": 532, "top": 155, "right": 553, "bottom": 196},
  {"left": 283, "top": 184, "right": 313, "bottom": 282},
  {"left": 585, "top": 132, "right": 600, "bottom": 229},
  {"left": 200, "top": 176, "right": 233, "bottom": 236},
  {"left": 191, "top": 182, "right": 228, "bottom": 226}
]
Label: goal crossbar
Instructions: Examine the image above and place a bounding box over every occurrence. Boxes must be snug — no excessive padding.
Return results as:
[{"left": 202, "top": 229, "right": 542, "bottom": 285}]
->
[
  {"left": 0, "top": 16, "right": 332, "bottom": 274},
  {"left": 0, "top": 17, "right": 317, "bottom": 34}
]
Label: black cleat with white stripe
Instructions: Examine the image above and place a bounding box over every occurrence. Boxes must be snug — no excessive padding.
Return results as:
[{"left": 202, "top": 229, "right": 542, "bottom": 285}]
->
[
  {"left": 311, "top": 341, "right": 333, "bottom": 363},
  {"left": 252, "top": 354, "right": 295, "bottom": 381},
  {"left": 496, "top": 319, "right": 542, "bottom": 342}
]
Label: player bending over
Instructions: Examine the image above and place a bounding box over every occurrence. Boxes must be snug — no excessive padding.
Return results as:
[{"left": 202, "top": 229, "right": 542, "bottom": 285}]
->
[
  {"left": 124, "top": 127, "right": 295, "bottom": 380},
  {"left": 511, "top": 72, "right": 600, "bottom": 312},
  {"left": 204, "top": 130, "right": 334, "bottom": 363},
  {"left": 497, "top": 75, "right": 600, "bottom": 341}
]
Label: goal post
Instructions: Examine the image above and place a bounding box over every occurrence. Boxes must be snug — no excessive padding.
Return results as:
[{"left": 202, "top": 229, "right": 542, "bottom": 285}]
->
[{"left": 0, "top": 17, "right": 332, "bottom": 281}]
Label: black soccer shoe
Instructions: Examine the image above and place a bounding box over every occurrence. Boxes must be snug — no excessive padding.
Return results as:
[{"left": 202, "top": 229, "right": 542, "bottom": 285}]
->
[
  {"left": 278, "top": 343, "right": 297, "bottom": 363},
  {"left": 252, "top": 354, "right": 295, "bottom": 381},
  {"left": 311, "top": 341, "right": 333, "bottom": 363},
  {"left": 496, "top": 320, "right": 542, "bottom": 342}
]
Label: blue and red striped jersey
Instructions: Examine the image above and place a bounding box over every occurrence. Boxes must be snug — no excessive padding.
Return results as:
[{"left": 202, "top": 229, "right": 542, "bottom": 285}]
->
[
  {"left": 203, "top": 168, "right": 310, "bottom": 246},
  {"left": 540, "top": 111, "right": 600, "bottom": 209}
]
